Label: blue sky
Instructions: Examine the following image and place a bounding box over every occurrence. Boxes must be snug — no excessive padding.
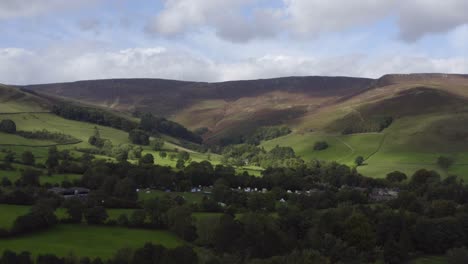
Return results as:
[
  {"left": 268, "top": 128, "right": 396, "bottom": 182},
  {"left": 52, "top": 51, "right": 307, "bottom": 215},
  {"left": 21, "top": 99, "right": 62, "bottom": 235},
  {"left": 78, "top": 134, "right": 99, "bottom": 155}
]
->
[{"left": 0, "top": 0, "right": 467, "bottom": 84}]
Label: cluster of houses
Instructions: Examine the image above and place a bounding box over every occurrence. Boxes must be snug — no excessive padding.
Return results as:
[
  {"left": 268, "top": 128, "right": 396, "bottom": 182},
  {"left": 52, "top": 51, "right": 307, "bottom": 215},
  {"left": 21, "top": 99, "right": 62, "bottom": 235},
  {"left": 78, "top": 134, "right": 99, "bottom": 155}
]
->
[
  {"left": 48, "top": 187, "right": 90, "bottom": 199},
  {"left": 341, "top": 185, "right": 400, "bottom": 202}
]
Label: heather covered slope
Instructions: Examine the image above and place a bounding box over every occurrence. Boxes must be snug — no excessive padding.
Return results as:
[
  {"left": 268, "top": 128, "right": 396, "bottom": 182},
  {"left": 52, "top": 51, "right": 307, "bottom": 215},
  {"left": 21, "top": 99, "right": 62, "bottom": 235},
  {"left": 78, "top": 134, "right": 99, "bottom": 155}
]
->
[
  {"left": 23, "top": 76, "right": 373, "bottom": 142},
  {"left": 20, "top": 73, "right": 468, "bottom": 178}
]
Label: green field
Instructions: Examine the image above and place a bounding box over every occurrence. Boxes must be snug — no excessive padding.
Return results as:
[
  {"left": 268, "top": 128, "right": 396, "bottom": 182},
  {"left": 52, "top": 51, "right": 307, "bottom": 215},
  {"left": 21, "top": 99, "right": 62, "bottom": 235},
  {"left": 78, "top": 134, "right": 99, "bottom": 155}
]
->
[
  {"left": 0, "top": 224, "right": 183, "bottom": 258},
  {"left": 261, "top": 113, "right": 468, "bottom": 179},
  {"left": 410, "top": 255, "right": 447, "bottom": 264},
  {"left": 0, "top": 204, "right": 30, "bottom": 229}
]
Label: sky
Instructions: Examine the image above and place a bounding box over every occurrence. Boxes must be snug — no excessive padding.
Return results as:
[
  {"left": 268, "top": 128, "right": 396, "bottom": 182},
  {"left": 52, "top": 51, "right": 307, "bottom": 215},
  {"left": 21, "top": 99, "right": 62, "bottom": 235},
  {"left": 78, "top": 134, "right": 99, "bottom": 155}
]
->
[{"left": 0, "top": 0, "right": 467, "bottom": 85}]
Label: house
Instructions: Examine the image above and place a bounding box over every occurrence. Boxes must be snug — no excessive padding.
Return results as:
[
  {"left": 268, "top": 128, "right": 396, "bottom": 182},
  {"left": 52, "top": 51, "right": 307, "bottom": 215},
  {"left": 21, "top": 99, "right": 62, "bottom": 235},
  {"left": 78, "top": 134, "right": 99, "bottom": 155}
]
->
[
  {"left": 370, "top": 188, "right": 399, "bottom": 202},
  {"left": 48, "top": 187, "right": 90, "bottom": 199}
]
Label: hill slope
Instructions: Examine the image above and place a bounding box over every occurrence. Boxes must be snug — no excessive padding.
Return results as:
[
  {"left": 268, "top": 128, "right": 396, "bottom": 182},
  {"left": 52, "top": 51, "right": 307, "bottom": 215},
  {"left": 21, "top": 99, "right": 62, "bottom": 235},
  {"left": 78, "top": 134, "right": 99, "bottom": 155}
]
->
[{"left": 17, "top": 74, "right": 468, "bottom": 178}]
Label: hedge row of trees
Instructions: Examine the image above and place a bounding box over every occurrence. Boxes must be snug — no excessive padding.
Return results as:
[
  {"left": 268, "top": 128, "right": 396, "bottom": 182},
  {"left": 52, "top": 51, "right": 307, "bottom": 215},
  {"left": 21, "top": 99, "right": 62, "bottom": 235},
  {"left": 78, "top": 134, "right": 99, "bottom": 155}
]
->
[{"left": 0, "top": 243, "right": 198, "bottom": 264}]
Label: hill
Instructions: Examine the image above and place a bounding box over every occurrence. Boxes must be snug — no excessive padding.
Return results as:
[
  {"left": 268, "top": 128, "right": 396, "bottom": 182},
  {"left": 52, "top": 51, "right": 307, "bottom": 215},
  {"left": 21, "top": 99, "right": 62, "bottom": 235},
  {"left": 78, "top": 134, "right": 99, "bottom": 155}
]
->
[
  {"left": 16, "top": 74, "right": 468, "bottom": 178},
  {"left": 22, "top": 76, "right": 374, "bottom": 141}
]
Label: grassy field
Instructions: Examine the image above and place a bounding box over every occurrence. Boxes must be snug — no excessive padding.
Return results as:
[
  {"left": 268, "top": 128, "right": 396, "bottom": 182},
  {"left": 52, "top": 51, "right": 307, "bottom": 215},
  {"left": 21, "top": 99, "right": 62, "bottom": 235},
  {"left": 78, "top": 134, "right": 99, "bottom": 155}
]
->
[
  {"left": 261, "top": 113, "right": 468, "bottom": 179},
  {"left": 0, "top": 224, "right": 183, "bottom": 258},
  {"left": 410, "top": 255, "right": 447, "bottom": 264},
  {"left": 0, "top": 204, "right": 30, "bottom": 229}
]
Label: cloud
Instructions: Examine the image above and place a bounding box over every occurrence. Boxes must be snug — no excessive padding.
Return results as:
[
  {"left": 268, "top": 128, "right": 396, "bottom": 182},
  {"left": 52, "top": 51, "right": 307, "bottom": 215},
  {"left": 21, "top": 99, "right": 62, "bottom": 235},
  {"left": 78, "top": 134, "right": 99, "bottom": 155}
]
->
[
  {"left": 397, "top": 0, "right": 468, "bottom": 41},
  {"left": 146, "top": 0, "right": 468, "bottom": 42},
  {"left": 1, "top": 46, "right": 466, "bottom": 85},
  {"left": 0, "top": 0, "right": 98, "bottom": 19},
  {"left": 145, "top": 0, "right": 281, "bottom": 42},
  {"left": 78, "top": 19, "right": 102, "bottom": 33}
]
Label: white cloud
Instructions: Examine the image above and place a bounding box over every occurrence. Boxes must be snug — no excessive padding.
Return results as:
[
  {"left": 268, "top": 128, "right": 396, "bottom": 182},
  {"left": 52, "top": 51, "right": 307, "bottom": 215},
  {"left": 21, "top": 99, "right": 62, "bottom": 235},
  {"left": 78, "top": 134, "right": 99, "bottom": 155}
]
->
[
  {"left": 0, "top": 0, "right": 99, "bottom": 19},
  {"left": 1, "top": 47, "right": 466, "bottom": 85},
  {"left": 147, "top": 0, "right": 468, "bottom": 42},
  {"left": 145, "top": 0, "right": 282, "bottom": 42}
]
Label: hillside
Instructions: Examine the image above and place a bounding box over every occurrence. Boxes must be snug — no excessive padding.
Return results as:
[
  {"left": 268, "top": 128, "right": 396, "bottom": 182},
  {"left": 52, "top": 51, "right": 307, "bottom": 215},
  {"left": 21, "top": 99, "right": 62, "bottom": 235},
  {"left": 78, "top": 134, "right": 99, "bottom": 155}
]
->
[
  {"left": 22, "top": 76, "right": 374, "bottom": 140},
  {"left": 16, "top": 74, "right": 468, "bottom": 178}
]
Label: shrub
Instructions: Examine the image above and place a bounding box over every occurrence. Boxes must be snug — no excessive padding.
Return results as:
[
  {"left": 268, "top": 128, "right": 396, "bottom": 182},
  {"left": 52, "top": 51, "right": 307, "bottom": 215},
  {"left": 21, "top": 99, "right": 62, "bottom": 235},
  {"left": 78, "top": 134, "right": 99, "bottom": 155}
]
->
[
  {"left": 0, "top": 119, "right": 16, "bottom": 134},
  {"left": 314, "top": 141, "right": 329, "bottom": 151}
]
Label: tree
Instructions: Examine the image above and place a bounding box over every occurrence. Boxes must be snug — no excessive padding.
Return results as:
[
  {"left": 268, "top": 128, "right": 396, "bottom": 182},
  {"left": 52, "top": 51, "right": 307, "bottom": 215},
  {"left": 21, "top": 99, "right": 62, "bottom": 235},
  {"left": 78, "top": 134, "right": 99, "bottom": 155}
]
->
[
  {"left": 128, "top": 129, "right": 150, "bottom": 145},
  {"left": 130, "top": 209, "right": 146, "bottom": 227},
  {"left": 152, "top": 138, "right": 165, "bottom": 150},
  {"left": 20, "top": 169, "right": 41, "bottom": 186},
  {"left": 113, "top": 177, "right": 137, "bottom": 201},
  {"left": 313, "top": 141, "right": 329, "bottom": 151},
  {"left": 46, "top": 146, "right": 59, "bottom": 169},
  {"left": 21, "top": 151, "right": 35, "bottom": 165},
  {"left": 63, "top": 198, "right": 85, "bottom": 223},
  {"left": 167, "top": 205, "right": 197, "bottom": 241},
  {"left": 176, "top": 159, "right": 185, "bottom": 169},
  {"left": 85, "top": 206, "right": 108, "bottom": 225},
  {"left": 386, "top": 171, "right": 407, "bottom": 183},
  {"left": 0, "top": 119, "right": 16, "bottom": 134},
  {"left": 354, "top": 156, "right": 364, "bottom": 166},
  {"left": 178, "top": 151, "right": 190, "bottom": 161},
  {"left": 438, "top": 156, "right": 455, "bottom": 169},
  {"left": 4, "top": 151, "right": 15, "bottom": 164},
  {"left": 447, "top": 247, "right": 468, "bottom": 264},
  {"left": 159, "top": 151, "right": 167, "bottom": 159},
  {"left": 139, "top": 154, "right": 154, "bottom": 165}
]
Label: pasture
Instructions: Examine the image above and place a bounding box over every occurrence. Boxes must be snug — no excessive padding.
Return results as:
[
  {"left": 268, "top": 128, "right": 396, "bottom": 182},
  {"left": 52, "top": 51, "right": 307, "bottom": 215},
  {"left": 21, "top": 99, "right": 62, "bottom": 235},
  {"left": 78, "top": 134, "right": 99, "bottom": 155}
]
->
[{"left": 0, "top": 224, "right": 183, "bottom": 258}]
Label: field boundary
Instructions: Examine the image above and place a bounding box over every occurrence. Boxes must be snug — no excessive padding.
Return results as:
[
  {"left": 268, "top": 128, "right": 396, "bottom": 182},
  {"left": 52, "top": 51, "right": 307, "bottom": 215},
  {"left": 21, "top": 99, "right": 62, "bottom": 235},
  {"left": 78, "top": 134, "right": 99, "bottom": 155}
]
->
[
  {"left": 364, "top": 133, "right": 388, "bottom": 161},
  {"left": 0, "top": 111, "right": 51, "bottom": 115},
  {"left": 0, "top": 140, "right": 82, "bottom": 148}
]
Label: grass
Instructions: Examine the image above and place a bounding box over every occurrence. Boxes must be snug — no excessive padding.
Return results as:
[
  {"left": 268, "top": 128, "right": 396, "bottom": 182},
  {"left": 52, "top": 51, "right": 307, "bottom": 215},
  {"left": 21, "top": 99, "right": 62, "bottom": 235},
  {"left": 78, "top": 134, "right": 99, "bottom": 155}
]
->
[
  {"left": 0, "top": 204, "right": 30, "bottom": 229},
  {"left": 410, "top": 255, "right": 447, "bottom": 264},
  {"left": 261, "top": 112, "right": 468, "bottom": 180},
  {"left": 0, "top": 224, "right": 183, "bottom": 258}
]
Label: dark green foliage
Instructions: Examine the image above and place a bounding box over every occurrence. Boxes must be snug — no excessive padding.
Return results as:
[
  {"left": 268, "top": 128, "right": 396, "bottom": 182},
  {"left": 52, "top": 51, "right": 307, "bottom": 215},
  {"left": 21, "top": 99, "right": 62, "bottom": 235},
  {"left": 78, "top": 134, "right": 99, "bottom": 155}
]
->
[
  {"left": 46, "top": 146, "right": 59, "bottom": 169},
  {"left": 113, "top": 178, "right": 137, "bottom": 201},
  {"left": 0, "top": 119, "right": 16, "bottom": 134},
  {"left": 438, "top": 155, "right": 455, "bottom": 169},
  {"left": 410, "top": 169, "right": 441, "bottom": 187},
  {"left": 20, "top": 169, "right": 41, "bottom": 186},
  {"left": 313, "top": 141, "right": 329, "bottom": 151},
  {"left": 63, "top": 198, "right": 85, "bottom": 223},
  {"left": 447, "top": 247, "right": 468, "bottom": 264},
  {"left": 52, "top": 104, "right": 137, "bottom": 132},
  {"left": 3, "top": 151, "right": 15, "bottom": 163},
  {"left": 12, "top": 202, "right": 57, "bottom": 234},
  {"left": 21, "top": 151, "right": 35, "bottom": 165},
  {"left": 333, "top": 114, "right": 393, "bottom": 134},
  {"left": 152, "top": 137, "right": 165, "bottom": 150},
  {"left": 355, "top": 156, "right": 364, "bottom": 166},
  {"left": 139, "top": 113, "right": 202, "bottom": 143},
  {"left": 85, "top": 206, "right": 108, "bottom": 225},
  {"left": 386, "top": 171, "right": 407, "bottom": 183},
  {"left": 128, "top": 129, "right": 150, "bottom": 145},
  {"left": 139, "top": 154, "right": 154, "bottom": 165},
  {"left": 176, "top": 159, "right": 185, "bottom": 169},
  {"left": 167, "top": 205, "right": 197, "bottom": 242},
  {"left": 246, "top": 126, "right": 292, "bottom": 145},
  {"left": 1, "top": 250, "right": 33, "bottom": 264},
  {"left": 17, "top": 129, "right": 79, "bottom": 144}
]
